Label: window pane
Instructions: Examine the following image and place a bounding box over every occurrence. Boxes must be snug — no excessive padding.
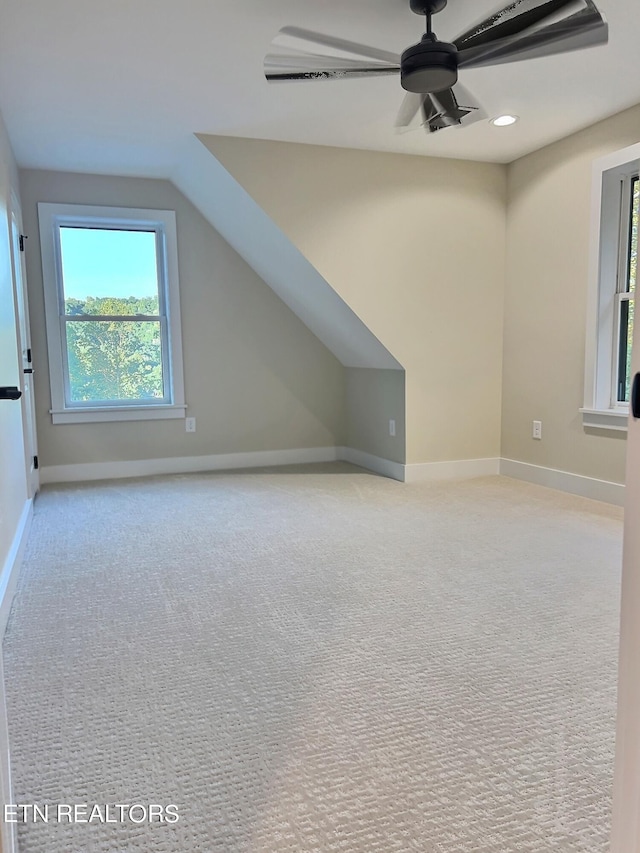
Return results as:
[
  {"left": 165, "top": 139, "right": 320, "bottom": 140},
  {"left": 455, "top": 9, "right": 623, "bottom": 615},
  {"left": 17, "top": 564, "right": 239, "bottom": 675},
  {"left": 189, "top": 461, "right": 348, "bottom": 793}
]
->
[
  {"left": 59, "top": 228, "right": 160, "bottom": 315},
  {"left": 630, "top": 176, "right": 638, "bottom": 294},
  {"left": 66, "top": 320, "right": 164, "bottom": 403},
  {"left": 628, "top": 298, "right": 635, "bottom": 400},
  {"left": 618, "top": 298, "right": 634, "bottom": 403}
]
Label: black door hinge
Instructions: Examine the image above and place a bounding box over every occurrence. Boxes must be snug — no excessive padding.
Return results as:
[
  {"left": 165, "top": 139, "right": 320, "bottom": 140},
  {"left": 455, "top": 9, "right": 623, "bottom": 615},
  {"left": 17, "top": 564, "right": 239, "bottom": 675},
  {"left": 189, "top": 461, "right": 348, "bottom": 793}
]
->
[
  {"left": 19, "top": 234, "right": 27, "bottom": 252},
  {"left": 33, "top": 455, "right": 39, "bottom": 470},
  {"left": 26, "top": 347, "right": 32, "bottom": 363}
]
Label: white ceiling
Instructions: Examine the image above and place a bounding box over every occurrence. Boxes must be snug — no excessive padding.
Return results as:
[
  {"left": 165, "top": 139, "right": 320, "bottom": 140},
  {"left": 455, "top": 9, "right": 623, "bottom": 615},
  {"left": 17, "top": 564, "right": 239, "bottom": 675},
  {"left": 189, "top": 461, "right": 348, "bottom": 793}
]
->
[{"left": 0, "top": 0, "right": 638, "bottom": 177}]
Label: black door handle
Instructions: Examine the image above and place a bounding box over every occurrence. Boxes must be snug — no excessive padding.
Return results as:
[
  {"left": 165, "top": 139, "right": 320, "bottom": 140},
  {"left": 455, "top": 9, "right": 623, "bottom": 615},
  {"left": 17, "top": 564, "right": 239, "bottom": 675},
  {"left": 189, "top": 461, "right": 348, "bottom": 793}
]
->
[
  {"left": 632, "top": 373, "right": 640, "bottom": 419},
  {"left": 0, "top": 386, "right": 21, "bottom": 401}
]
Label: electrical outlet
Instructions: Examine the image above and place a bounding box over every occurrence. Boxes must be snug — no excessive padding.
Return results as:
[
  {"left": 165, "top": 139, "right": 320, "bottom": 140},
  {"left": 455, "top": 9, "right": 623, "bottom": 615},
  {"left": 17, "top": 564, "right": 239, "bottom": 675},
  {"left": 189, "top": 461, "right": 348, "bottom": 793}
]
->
[
  {"left": 532, "top": 420, "right": 542, "bottom": 440},
  {"left": 389, "top": 419, "right": 396, "bottom": 437},
  {"left": 185, "top": 417, "right": 196, "bottom": 433}
]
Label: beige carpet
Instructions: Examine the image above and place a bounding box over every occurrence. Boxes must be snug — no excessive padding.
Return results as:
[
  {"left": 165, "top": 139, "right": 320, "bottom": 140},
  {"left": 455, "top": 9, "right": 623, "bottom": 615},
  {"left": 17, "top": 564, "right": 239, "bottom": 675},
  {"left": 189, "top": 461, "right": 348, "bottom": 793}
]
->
[{"left": 3, "top": 464, "right": 623, "bottom": 852}]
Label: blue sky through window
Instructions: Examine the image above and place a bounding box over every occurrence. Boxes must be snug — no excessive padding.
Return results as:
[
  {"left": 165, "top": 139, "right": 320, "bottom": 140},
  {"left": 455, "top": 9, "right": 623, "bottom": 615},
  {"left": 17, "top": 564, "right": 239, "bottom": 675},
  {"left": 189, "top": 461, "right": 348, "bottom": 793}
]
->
[{"left": 59, "top": 227, "right": 159, "bottom": 301}]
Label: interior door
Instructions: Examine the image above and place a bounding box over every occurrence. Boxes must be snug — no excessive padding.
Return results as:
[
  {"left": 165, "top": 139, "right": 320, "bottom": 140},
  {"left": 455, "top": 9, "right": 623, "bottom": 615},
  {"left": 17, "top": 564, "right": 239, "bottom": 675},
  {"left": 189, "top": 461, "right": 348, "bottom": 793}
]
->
[
  {"left": 9, "top": 202, "right": 39, "bottom": 497},
  {"left": 611, "top": 302, "right": 640, "bottom": 850}
]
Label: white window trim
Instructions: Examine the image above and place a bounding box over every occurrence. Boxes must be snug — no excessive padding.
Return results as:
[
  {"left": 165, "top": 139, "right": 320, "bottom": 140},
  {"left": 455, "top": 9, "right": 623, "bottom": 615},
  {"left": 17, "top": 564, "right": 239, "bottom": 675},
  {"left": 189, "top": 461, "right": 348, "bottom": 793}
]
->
[
  {"left": 38, "top": 203, "right": 186, "bottom": 424},
  {"left": 582, "top": 142, "right": 640, "bottom": 433}
]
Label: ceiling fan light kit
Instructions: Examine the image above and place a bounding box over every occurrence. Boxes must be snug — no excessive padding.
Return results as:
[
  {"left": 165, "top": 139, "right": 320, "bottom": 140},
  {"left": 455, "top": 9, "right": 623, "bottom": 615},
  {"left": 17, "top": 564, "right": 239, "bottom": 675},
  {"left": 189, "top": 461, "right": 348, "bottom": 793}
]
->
[
  {"left": 401, "top": 37, "right": 459, "bottom": 94},
  {"left": 265, "top": 0, "right": 608, "bottom": 136}
]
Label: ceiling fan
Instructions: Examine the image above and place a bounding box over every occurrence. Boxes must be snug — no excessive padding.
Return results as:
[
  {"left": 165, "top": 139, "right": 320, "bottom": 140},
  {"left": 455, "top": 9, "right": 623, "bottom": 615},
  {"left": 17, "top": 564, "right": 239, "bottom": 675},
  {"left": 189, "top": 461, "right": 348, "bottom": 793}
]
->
[{"left": 264, "top": 0, "right": 608, "bottom": 134}]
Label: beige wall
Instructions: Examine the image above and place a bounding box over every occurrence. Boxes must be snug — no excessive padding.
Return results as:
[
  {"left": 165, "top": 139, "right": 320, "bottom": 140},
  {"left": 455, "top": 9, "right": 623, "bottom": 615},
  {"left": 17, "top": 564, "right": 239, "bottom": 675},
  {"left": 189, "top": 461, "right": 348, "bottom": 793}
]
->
[
  {"left": 201, "top": 137, "right": 507, "bottom": 466},
  {"left": 346, "top": 368, "right": 406, "bottom": 464},
  {"left": 20, "top": 170, "right": 346, "bottom": 468},
  {"left": 503, "top": 104, "right": 640, "bottom": 484}
]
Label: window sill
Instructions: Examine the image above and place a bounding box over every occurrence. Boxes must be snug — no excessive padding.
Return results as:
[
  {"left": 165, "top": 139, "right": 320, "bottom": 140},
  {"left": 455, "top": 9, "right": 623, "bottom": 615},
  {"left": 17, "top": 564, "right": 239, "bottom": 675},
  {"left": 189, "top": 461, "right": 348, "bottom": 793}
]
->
[
  {"left": 50, "top": 405, "right": 187, "bottom": 425},
  {"left": 580, "top": 407, "right": 629, "bottom": 432}
]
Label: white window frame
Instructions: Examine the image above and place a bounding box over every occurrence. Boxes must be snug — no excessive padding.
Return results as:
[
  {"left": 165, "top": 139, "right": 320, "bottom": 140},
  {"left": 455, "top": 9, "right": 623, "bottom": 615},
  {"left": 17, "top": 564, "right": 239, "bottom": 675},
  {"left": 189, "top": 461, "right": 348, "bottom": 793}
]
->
[
  {"left": 581, "top": 143, "right": 640, "bottom": 433},
  {"left": 38, "top": 203, "right": 186, "bottom": 424}
]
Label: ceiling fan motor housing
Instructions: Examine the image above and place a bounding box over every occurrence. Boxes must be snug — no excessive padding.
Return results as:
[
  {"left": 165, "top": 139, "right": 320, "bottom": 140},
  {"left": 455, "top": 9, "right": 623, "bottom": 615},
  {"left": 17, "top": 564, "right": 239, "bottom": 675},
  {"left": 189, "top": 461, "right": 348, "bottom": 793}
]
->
[
  {"left": 400, "top": 38, "right": 458, "bottom": 93},
  {"left": 409, "top": 0, "right": 448, "bottom": 14}
]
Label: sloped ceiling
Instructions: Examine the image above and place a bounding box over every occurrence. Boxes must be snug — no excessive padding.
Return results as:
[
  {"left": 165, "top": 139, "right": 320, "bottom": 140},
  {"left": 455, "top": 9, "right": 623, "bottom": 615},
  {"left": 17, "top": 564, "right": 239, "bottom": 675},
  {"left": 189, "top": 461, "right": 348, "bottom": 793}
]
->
[{"left": 172, "top": 135, "right": 402, "bottom": 369}]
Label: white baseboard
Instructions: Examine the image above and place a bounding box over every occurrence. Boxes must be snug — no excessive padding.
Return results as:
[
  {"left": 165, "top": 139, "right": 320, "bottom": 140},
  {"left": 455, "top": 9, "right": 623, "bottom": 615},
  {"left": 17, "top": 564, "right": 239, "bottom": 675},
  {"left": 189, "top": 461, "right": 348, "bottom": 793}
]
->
[
  {"left": 500, "top": 458, "right": 625, "bottom": 506},
  {"left": 0, "top": 499, "right": 33, "bottom": 638},
  {"left": 404, "top": 457, "right": 500, "bottom": 484},
  {"left": 338, "top": 447, "right": 404, "bottom": 481},
  {"left": 40, "top": 446, "right": 340, "bottom": 484},
  {"left": 41, "top": 446, "right": 405, "bottom": 485},
  {"left": 40, "top": 449, "right": 626, "bottom": 506}
]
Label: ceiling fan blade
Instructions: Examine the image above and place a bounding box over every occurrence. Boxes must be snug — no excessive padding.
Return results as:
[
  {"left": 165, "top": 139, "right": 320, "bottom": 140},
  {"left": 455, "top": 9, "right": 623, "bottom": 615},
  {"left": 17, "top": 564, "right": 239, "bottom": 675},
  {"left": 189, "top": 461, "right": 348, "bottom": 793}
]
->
[
  {"left": 423, "top": 87, "right": 482, "bottom": 133},
  {"left": 395, "top": 86, "right": 483, "bottom": 135},
  {"left": 265, "top": 27, "right": 401, "bottom": 82},
  {"left": 457, "top": 0, "right": 607, "bottom": 69},
  {"left": 265, "top": 62, "right": 400, "bottom": 83},
  {"left": 272, "top": 26, "right": 401, "bottom": 65},
  {"left": 266, "top": 50, "right": 399, "bottom": 71},
  {"left": 395, "top": 92, "right": 426, "bottom": 130},
  {"left": 448, "top": 83, "right": 487, "bottom": 125},
  {"left": 454, "top": 0, "right": 582, "bottom": 51}
]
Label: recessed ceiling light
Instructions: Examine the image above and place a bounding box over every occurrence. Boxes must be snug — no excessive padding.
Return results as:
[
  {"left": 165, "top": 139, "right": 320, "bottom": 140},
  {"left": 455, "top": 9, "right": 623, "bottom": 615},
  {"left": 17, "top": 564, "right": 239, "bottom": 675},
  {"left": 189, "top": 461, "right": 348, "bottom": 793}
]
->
[{"left": 490, "top": 114, "right": 519, "bottom": 127}]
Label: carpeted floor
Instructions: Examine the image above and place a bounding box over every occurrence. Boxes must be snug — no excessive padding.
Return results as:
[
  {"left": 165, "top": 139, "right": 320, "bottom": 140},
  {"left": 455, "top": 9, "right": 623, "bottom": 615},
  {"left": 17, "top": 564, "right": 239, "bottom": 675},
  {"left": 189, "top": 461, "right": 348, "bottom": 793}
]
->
[{"left": 2, "top": 464, "right": 623, "bottom": 852}]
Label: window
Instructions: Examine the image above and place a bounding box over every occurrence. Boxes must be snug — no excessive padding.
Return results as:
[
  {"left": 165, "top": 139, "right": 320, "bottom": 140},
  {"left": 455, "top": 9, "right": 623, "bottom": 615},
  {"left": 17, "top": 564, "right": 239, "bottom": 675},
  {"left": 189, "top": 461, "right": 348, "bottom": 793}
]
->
[
  {"left": 38, "top": 204, "right": 185, "bottom": 424},
  {"left": 616, "top": 175, "right": 638, "bottom": 404},
  {"left": 582, "top": 144, "right": 640, "bottom": 432}
]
